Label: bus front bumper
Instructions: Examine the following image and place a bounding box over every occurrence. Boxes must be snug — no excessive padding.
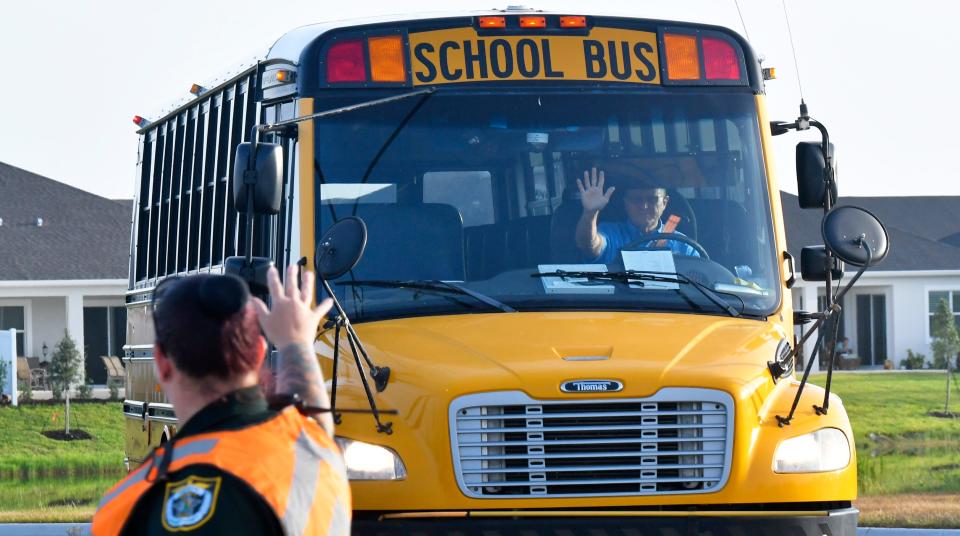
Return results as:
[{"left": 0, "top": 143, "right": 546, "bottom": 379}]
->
[{"left": 352, "top": 507, "right": 858, "bottom": 535}]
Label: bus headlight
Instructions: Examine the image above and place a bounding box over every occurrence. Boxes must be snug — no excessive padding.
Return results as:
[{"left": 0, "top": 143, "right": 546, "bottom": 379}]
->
[
  {"left": 335, "top": 437, "right": 407, "bottom": 480},
  {"left": 773, "top": 428, "right": 850, "bottom": 473}
]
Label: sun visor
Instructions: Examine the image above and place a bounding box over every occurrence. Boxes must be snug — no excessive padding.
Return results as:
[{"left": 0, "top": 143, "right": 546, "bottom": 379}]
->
[{"left": 591, "top": 154, "right": 739, "bottom": 189}]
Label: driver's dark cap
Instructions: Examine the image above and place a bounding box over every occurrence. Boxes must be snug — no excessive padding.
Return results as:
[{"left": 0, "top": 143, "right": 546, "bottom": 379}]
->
[{"left": 152, "top": 274, "right": 260, "bottom": 378}]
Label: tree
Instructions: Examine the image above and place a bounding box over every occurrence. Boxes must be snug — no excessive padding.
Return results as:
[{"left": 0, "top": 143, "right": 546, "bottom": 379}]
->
[
  {"left": 48, "top": 331, "right": 83, "bottom": 433},
  {"left": 930, "top": 298, "right": 960, "bottom": 412}
]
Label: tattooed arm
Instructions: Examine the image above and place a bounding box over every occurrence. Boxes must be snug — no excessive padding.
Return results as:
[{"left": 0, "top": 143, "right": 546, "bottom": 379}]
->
[
  {"left": 275, "top": 342, "right": 333, "bottom": 434},
  {"left": 253, "top": 265, "right": 335, "bottom": 436}
]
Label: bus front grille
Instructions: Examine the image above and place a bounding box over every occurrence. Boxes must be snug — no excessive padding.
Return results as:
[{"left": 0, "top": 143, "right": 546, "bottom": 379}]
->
[{"left": 449, "top": 389, "right": 733, "bottom": 498}]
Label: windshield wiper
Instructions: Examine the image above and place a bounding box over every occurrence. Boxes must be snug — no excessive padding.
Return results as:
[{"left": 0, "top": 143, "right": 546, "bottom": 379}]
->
[
  {"left": 531, "top": 269, "right": 741, "bottom": 318},
  {"left": 338, "top": 279, "right": 517, "bottom": 313}
]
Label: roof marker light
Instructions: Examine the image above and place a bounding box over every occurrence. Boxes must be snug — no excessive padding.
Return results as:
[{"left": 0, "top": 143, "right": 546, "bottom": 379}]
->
[
  {"left": 519, "top": 16, "right": 546, "bottom": 28},
  {"left": 326, "top": 39, "right": 366, "bottom": 83},
  {"left": 763, "top": 67, "right": 776, "bottom": 80},
  {"left": 133, "top": 115, "right": 151, "bottom": 128},
  {"left": 189, "top": 84, "right": 206, "bottom": 96},
  {"left": 559, "top": 16, "right": 586, "bottom": 28},
  {"left": 275, "top": 69, "right": 296, "bottom": 83},
  {"left": 479, "top": 16, "right": 506, "bottom": 28}
]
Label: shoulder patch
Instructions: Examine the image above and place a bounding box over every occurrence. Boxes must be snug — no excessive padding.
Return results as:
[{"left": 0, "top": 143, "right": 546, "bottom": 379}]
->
[{"left": 162, "top": 475, "right": 222, "bottom": 532}]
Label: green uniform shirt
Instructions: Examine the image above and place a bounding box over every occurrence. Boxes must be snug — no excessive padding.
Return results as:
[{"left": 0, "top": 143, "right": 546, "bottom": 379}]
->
[{"left": 121, "top": 387, "right": 284, "bottom": 535}]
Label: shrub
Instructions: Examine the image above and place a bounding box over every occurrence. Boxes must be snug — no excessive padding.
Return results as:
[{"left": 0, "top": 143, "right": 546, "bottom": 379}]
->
[
  {"left": 78, "top": 378, "right": 93, "bottom": 399},
  {"left": 17, "top": 380, "right": 32, "bottom": 403},
  {"left": 904, "top": 349, "right": 926, "bottom": 370},
  {"left": 931, "top": 298, "right": 960, "bottom": 370},
  {"left": 0, "top": 359, "right": 7, "bottom": 397},
  {"left": 49, "top": 331, "right": 83, "bottom": 400}
]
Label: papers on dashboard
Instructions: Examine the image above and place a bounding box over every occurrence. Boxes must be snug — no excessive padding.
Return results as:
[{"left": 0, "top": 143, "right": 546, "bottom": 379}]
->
[
  {"left": 620, "top": 250, "right": 679, "bottom": 290},
  {"left": 538, "top": 264, "right": 614, "bottom": 294}
]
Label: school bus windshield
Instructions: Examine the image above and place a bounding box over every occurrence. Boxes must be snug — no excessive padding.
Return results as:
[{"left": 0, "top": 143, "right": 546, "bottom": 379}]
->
[{"left": 315, "top": 90, "right": 779, "bottom": 320}]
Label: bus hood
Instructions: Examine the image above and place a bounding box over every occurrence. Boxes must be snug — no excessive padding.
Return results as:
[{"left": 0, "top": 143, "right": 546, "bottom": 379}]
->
[{"left": 320, "top": 311, "right": 788, "bottom": 401}]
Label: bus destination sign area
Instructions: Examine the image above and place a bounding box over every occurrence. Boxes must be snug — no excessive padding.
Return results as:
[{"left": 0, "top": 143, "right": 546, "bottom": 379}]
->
[{"left": 409, "top": 27, "right": 660, "bottom": 85}]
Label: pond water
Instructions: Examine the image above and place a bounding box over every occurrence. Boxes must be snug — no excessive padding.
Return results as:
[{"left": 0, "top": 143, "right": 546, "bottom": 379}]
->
[{"left": 858, "top": 434, "right": 960, "bottom": 495}]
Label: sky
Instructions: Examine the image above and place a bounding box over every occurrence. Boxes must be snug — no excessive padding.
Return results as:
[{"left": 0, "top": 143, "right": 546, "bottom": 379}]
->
[{"left": 1, "top": 1, "right": 957, "bottom": 200}]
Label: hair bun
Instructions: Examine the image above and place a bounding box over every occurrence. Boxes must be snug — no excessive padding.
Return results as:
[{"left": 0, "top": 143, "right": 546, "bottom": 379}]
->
[{"left": 197, "top": 276, "right": 249, "bottom": 319}]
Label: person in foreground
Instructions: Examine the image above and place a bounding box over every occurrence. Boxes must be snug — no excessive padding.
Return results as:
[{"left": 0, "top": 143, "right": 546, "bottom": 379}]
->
[
  {"left": 575, "top": 167, "right": 700, "bottom": 263},
  {"left": 92, "top": 266, "right": 350, "bottom": 535}
]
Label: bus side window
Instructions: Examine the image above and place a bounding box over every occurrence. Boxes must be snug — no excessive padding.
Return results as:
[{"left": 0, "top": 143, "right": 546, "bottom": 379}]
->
[{"left": 422, "top": 171, "right": 495, "bottom": 228}]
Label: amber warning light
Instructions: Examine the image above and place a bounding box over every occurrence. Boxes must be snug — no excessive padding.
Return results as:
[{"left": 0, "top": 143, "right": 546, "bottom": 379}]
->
[
  {"left": 478, "top": 16, "right": 506, "bottom": 28},
  {"left": 559, "top": 16, "right": 587, "bottom": 28},
  {"left": 519, "top": 16, "right": 546, "bottom": 28}
]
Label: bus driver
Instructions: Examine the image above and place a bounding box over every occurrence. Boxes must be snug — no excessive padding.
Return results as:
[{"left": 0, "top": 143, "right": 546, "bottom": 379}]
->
[{"left": 574, "top": 167, "right": 700, "bottom": 264}]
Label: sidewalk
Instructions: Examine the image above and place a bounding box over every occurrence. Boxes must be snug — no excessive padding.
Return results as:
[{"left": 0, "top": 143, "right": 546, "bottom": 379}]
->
[{"left": 24, "top": 387, "right": 115, "bottom": 401}]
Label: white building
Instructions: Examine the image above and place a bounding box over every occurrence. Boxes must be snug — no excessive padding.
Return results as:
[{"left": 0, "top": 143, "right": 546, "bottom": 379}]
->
[
  {"left": 785, "top": 192, "right": 960, "bottom": 370},
  {"left": 0, "top": 161, "right": 129, "bottom": 383}
]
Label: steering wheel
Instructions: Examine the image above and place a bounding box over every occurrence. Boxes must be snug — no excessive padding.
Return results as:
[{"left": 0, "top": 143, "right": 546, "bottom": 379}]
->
[{"left": 622, "top": 232, "right": 710, "bottom": 261}]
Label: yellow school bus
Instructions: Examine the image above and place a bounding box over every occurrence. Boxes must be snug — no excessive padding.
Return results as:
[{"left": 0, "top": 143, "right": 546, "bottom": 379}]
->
[{"left": 125, "top": 8, "right": 860, "bottom": 534}]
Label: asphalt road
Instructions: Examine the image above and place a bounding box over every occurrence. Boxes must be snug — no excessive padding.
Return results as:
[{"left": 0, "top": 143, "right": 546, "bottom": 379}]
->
[{"left": 1, "top": 525, "right": 958, "bottom": 535}]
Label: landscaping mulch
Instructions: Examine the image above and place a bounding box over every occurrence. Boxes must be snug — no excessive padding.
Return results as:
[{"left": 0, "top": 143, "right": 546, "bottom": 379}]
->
[{"left": 40, "top": 429, "right": 93, "bottom": 441}]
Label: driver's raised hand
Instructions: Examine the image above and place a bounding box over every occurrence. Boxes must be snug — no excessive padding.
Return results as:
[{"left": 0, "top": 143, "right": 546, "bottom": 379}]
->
[
  {"left": 577, "top": 167, "right": 615, "bottom": 214},
  {"left": 252, "top": 265, "right": 332, "bottom": 349}
]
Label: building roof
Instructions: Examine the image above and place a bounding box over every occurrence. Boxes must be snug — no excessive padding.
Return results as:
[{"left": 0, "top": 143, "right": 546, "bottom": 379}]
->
[
  {"left": 781, "top": 192, "right": 960, "bottom": 272},
  {"left": 0, "top": 161, "right": 130, "bottom": 281}
]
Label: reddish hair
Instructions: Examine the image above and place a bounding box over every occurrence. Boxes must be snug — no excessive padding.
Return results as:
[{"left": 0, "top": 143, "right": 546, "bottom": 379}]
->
[{"left": 154, "top": 275, "right": 264, "bottom": 380}]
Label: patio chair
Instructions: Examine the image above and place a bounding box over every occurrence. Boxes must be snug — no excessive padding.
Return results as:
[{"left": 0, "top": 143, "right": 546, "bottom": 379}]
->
[
  {"left": 25, "top": 357, "right": 48, "bottom": 389},
  {"left": 16, "top": 357, "right": 41, "bottom": 390},
  {"left": 101, "top": 356, "right": 126, "bottom": 389}
]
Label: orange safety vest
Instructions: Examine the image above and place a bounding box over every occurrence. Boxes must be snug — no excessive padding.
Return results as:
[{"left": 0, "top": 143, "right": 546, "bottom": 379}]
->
[{"left": 92, "top": 406, "right": 350, "bottom": 536}]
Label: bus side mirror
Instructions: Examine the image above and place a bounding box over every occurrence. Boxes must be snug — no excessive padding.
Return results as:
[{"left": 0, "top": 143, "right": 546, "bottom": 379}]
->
[
  {"left": 232, "top": 142, "right": 283, "bottom": 215},
  {"left": 223, "top": 256, "right": 273, "bottom": 298},
  {"left": 800, "top": 245, "right": 843, "bottom": 282},
  {"left": 796, "top": 141, "right": 837, "bottom": 209},
  {"left": 822, "top": 206, "right": 889, "bottom": 267}
]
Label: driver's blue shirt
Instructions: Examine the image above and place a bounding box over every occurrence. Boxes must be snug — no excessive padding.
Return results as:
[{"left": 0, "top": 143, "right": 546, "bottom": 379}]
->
[{"left": 591, "top": 220, "right": 700, "bottom": 264}]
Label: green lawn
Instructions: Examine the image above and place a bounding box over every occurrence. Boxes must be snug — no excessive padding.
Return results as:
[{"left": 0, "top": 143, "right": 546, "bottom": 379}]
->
[
  {"left": 0, "top": 375, "right": 957, "bottom": 524},
  {"left": 811, "top": 371, "right": 960, "bottom": 445},
  {"left": 0, "top": 401, "right": 124, "bottom": 521},
  {"left": 0, "top": 401, "right": 125, "bottom": 478},
  {"left": 811, "top": 371, "right": 960, "bottom": 501}
]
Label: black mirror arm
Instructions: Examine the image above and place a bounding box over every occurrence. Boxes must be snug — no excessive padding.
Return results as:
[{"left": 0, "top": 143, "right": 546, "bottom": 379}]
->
[
  {"left": 815, "top": 240, "right": 873, "bottom": 416},
  {"left": 234, "top": 125, "right": 263, "bottom": 272},
  {"left": 775, "top": 303, "right": 837, "bottom": 427},
  {"left": 319, "top": 276, "right": 393, "bottom": 435}
]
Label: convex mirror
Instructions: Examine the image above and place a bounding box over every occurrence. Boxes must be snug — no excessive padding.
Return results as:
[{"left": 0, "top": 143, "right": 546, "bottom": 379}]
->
[
  {"left": 821, "top": 206, "right": 889, "bottom": 267},
  {"left": 315, "top": 217, "right": 368, "bottom": 280},
  {"left": 232, "top": 142, "right": 283, "bottom": 214}
]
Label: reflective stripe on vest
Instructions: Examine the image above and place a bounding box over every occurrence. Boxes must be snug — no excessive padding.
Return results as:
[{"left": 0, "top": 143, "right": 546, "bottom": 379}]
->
[{"left": 91, "top": 406, "right": 350, "bottom": 536}]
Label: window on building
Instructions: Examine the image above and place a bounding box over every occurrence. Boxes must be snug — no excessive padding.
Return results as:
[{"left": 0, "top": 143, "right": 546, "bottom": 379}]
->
[
  {"left": 83, "top": 306, "right": 127, "bottom": 384},
  {"left": 928, "top": 290, "right": 960, "bottom": 335},
  {"left": 0, "top": 306, "right": 25, "bottom": 356}
]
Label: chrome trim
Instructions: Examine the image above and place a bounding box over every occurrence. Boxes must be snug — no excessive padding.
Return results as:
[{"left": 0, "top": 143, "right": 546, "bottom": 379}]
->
[
  {"left": 559, "top": 379, "right": 623, "bottom": 393},
  {"left": 449, "top": 389, "right": 734, "bottom": 499},
  {"left": 561, "top": 355, "right": 609, "bottom": 361}
]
